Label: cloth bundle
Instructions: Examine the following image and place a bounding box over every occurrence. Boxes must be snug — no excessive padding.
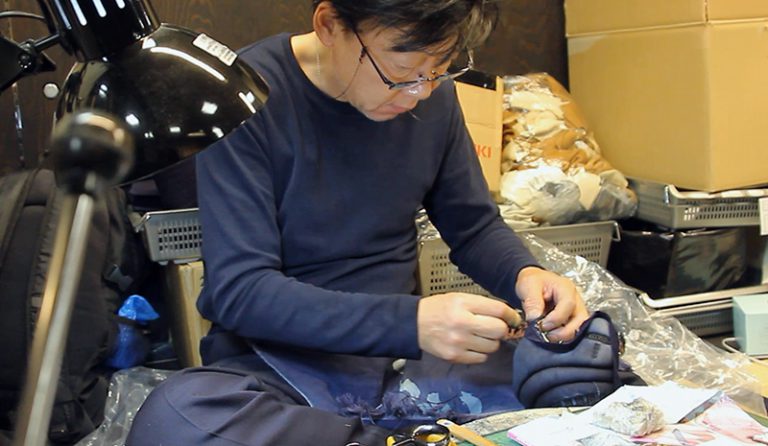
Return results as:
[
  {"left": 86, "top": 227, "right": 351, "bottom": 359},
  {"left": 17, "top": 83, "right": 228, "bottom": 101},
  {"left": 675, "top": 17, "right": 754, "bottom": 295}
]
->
[{"left": 498, "top": 73, "right": 637, "bottom": 227}]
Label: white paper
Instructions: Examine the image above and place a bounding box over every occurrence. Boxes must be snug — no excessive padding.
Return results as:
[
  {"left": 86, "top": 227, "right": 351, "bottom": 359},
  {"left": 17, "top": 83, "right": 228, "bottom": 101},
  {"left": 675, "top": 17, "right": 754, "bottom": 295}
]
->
[
  {"left": 507, "top": 383, "right": 722, "bottom": 446},
  {"left": 581, "top": 382, "right": 721, "bottom": 424},
  {"left": 506, "top": 412, "right": 601, "bottom": 446}
]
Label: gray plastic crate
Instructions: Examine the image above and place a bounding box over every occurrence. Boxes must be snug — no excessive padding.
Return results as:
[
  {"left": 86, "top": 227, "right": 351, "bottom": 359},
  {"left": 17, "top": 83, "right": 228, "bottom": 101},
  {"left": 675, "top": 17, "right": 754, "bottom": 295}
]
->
[
  {"left": 417, "top": 221, "right": 617, "bottom": 297},
  {"left": 630, "top": 177, "right": 768, "bottom": 229},
  {"left": 134, "top": 208, "right": 202, "bottom": 264}
]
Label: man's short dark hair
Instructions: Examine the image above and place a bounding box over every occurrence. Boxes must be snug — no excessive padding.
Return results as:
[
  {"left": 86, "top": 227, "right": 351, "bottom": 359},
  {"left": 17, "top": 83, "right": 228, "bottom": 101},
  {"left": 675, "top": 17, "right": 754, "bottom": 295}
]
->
[{"left": 312, "top": 0, "right": 498, "bottom": 58}]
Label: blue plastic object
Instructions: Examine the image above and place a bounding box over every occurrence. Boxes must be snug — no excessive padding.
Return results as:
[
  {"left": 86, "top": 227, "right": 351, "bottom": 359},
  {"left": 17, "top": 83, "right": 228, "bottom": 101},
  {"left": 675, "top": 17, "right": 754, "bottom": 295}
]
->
[{"left": 105, "top": 295, "right": 159, "bottom": 369}]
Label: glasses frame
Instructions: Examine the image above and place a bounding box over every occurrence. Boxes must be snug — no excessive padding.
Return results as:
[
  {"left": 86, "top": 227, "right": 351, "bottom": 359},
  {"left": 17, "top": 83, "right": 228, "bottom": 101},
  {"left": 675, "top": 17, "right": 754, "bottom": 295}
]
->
[{"left": 352, "top": 30, "right": 474, "bottom": 91}]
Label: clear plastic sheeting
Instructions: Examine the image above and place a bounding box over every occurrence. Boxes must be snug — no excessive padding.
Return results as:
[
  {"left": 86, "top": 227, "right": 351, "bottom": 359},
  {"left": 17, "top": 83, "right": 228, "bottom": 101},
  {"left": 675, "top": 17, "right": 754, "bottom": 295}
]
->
[
  {"left": 519, "top": 233, "right": 766, "bottom": 416},
  {"left": 415, "top": 209, "right": 440, "bottom": 241},
  {"left": 415, "top": 216, "right": 764, "bottom": 415},
  {"left": 75, "top": 367, "right": 174, "bottom": 446},
  {"left": 499, "top": 73, "right": 637, "bottom": 226}
]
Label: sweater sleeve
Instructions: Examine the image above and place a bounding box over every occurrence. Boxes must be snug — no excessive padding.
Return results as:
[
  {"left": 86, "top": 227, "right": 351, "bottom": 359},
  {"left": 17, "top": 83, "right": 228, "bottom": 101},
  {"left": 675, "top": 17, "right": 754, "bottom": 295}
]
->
[
  {"left": 195, "top": 118, "right": 421, "bottom": 359},
  {"left": 423, "top": 84, "right": 541, "bottom": 308}
]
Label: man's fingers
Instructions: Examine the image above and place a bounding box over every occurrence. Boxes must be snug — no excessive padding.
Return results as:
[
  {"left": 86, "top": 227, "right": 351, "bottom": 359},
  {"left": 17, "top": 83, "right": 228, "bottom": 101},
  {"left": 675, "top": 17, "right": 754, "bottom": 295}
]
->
[
  {"left": 539, "top": 297, "right": 575, "bottom": 331},
  {"left": 437, "top": 343, "right": 491, "bottom": 364},
  {"left": 521, "top": 298, "right": 545, "bottom": 321},
  {"left": 471, "top": 314, "right": 513, "bottom": 340},
  {"left": 543, "top": 321, "right": 579, "bottom": 342},
  {"left": 540, "top": 306, "right": 589, "bottom": 342},
  {"left": 466, "top": 296, "right": 522, "bottom": 328},
  {"left": 455, "top": 350, "right": 489, "bottom": 364},
  {"left": 465, "top": 332, "right": 501, "bottom": 355}
]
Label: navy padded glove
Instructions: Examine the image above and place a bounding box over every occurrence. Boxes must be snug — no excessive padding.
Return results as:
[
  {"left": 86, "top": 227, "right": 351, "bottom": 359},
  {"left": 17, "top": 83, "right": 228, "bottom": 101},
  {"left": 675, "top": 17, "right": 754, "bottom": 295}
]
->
[{"left": 511, "top": 311, "right": 641, "bottom": 408}]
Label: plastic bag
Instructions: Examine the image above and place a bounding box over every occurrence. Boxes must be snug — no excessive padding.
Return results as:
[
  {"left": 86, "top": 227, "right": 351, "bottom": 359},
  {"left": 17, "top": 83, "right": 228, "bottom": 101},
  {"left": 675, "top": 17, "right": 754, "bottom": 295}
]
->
[
  {"left": 105, "top": 295, "right": 160, "bottom": 369},
  {"left": 608, "top": 221, "right": 749, "bottom": 298},
  {"left": 499, "top": 73, "right": 637, "bottom": 226},
  {"left": 74, "top": 367, "right": 173, "bottom": 446}
]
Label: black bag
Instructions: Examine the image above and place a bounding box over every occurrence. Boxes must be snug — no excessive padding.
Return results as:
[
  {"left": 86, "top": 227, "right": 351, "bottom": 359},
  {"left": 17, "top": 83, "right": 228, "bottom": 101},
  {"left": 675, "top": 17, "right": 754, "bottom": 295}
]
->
[{"left": 0, "top": 168, "right": 148, "bottom": 444}]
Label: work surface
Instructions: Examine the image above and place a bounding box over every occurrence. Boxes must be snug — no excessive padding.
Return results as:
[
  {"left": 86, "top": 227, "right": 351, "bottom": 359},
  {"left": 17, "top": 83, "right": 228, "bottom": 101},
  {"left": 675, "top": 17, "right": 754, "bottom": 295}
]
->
[{"left": 459, "top": 390, "right": 768, "bottom": 446}]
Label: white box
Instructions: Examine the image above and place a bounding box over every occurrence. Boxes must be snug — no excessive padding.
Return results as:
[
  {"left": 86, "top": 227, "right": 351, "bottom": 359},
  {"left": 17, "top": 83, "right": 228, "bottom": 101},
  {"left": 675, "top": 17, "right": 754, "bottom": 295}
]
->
[{"left": 733, "top": 293, "right": 768, "bottom": 355}]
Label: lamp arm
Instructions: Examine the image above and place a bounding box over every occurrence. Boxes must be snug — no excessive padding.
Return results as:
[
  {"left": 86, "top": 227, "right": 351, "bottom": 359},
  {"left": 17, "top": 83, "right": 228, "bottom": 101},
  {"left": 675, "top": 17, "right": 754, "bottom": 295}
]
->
[
  {"left": 0, "top": 29, "right": 59, "bottom": 93},
  {"left": 34, "top": 0, "right": 59, "bottom": 36}
]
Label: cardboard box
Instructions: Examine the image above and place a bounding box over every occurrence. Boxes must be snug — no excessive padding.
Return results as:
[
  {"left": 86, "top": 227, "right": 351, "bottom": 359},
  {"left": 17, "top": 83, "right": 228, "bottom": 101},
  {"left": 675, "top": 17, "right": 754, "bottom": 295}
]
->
[
  {"left": 733, "top": 293, "right": 768, "bottom": 355},
  {"left": 566, "top": 0, "right": 768, "bottom": 191},
  {"left": 455, "top": 73, "right": 503, "bottom": 195},
  {"left": 565, "top": 0, "right": 768, "bottom": 35},
  {"left": 163, "top": 261, "right": 210, "bottom": 367}
]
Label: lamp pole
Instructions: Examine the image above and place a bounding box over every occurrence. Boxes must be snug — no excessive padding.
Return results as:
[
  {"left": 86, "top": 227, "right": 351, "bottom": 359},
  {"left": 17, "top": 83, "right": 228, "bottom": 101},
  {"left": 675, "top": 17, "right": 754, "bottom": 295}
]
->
[
  {"left": 12, "top": 111, "right": 133, "bottom": 446},
  {"left": 6, "top": 2, "right": 268, "bottom": 441}
]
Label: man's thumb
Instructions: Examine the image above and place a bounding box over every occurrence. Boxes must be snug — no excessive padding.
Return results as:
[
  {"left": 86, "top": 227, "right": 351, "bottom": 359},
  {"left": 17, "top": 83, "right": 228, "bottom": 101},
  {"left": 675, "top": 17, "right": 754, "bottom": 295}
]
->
[{"left": 521, "top": 295, "right": 544, "bottom": 321}]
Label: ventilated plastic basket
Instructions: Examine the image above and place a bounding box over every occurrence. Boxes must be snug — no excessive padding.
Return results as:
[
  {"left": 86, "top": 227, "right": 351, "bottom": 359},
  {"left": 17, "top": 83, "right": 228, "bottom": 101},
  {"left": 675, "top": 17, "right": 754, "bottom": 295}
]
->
[
  {"left": 135, "top": 208, "right": 202, "bottom": 264},
  {"left": 417, "top": 221, "right": 617, "bottom": 297},
  {"left": 630, "top": 177, "right": 768, "bottom": 229}
]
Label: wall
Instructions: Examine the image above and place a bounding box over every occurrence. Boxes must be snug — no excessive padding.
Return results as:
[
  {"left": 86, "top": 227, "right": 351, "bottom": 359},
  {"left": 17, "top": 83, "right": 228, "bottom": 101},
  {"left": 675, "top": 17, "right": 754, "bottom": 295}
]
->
[{"left": 0, "top": 0, "right": 567, "bottom": 175}]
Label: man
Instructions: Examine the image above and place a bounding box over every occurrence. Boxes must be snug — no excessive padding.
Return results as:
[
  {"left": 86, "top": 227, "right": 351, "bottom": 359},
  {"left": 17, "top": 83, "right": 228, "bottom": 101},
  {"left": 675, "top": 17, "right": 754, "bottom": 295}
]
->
[{"left": 128, "top": 1, "right": 589, "bottom": 444}]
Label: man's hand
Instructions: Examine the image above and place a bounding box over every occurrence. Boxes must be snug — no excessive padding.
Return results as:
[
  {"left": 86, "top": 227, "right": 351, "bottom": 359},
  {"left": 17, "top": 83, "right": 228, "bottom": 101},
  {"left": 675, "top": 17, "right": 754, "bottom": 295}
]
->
[
  {"left": 515, "top": 266, "right": 589, "bottom": 342},
  {"left": 417, "top": 292, "right": 519, "bottom": 364}
]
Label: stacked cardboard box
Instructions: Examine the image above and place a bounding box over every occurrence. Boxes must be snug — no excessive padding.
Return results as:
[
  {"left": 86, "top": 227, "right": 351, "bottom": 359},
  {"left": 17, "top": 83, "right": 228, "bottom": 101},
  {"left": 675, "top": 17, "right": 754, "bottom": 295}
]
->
[
  {"left": 456, "top": 74, "right": 503, "bottom": 196},
  {"left": 566, "top": 0, "right": 768, "bottom": 192},
  {"left": 163, "top": 261, "right": 209, "bottom": 367}
]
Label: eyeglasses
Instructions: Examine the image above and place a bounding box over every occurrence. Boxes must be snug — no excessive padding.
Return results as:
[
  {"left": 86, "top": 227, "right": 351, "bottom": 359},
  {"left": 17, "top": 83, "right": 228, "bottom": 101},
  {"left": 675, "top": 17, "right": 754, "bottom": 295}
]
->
[{"left": 353, "top": 30, "right": 473, "bottom": 91}]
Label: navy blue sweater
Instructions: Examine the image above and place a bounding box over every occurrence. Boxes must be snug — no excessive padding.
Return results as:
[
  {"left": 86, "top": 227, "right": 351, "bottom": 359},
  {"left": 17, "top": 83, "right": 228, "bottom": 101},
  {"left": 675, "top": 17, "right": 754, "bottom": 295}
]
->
[{"left": 196, "top": 33, "right": 539, "bottom": 364}]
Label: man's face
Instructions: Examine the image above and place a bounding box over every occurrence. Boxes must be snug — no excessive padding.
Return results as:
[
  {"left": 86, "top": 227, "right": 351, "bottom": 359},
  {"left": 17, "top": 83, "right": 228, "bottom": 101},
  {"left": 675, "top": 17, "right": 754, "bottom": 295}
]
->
[{"left": 329, "top": 27, "right": 456, "bottom": 122}]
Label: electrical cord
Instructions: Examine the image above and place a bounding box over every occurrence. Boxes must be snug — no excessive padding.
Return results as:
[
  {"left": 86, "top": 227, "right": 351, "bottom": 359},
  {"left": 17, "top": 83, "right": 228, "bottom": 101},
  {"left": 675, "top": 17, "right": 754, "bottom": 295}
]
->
[
  {"left": 721, "top": 337, "right": 768, "bottom": 367},
  {"left": 0, "top": 11, "right": 47, "bottom": 22}
]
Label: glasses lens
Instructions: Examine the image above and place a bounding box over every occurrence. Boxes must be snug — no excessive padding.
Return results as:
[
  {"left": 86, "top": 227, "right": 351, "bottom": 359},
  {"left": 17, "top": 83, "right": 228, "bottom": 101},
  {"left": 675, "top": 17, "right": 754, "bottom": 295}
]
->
[
  {"left": 388, "top": 51, "right": 472, "bottom": 90},
  {"left": 390, "top": 79, "right": 424, "bottom": 91}
]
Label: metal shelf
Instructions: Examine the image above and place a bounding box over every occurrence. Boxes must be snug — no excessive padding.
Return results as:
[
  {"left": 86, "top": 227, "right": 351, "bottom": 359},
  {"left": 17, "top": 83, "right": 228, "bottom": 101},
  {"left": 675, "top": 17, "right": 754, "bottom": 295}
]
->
[{"left": 639, "top": 284, "right": 768, "bottom": 309}]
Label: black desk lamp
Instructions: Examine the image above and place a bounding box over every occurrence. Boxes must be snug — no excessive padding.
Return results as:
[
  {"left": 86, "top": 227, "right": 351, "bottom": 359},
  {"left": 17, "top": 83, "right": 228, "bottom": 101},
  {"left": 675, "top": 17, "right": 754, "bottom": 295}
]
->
[{"left": 1, "top": 1, "right": 269, "bottom": 445}]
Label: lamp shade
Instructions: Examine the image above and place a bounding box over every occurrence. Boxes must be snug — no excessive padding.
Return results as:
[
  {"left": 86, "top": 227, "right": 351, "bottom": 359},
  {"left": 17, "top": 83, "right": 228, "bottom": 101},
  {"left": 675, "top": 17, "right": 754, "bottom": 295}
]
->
[{"left": 48, "top": 0, "right": 269, "bottom": 183}]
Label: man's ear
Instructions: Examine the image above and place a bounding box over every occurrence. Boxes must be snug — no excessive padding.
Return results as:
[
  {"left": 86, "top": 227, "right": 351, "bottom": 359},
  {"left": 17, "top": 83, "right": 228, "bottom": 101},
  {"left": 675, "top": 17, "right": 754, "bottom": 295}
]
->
[{"left": 313, "top": 1, "right": 345, "bottom": 48}]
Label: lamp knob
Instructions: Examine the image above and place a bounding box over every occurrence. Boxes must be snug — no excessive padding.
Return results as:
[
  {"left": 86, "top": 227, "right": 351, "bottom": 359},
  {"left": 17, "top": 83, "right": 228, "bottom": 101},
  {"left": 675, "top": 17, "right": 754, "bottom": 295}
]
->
[
  {"left": 50, "top": 110, "right": 134, "bottom": 195},
  {"left": 43, "top": 83, "right": 60, "bottom": 99}
]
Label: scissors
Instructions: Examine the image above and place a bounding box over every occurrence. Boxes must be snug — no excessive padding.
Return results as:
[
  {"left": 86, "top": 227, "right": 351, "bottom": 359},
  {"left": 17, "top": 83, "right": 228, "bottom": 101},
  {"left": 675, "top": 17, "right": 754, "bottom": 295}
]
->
[{"left": 387, "top": 423, "right": 452, "bottom": 446}]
